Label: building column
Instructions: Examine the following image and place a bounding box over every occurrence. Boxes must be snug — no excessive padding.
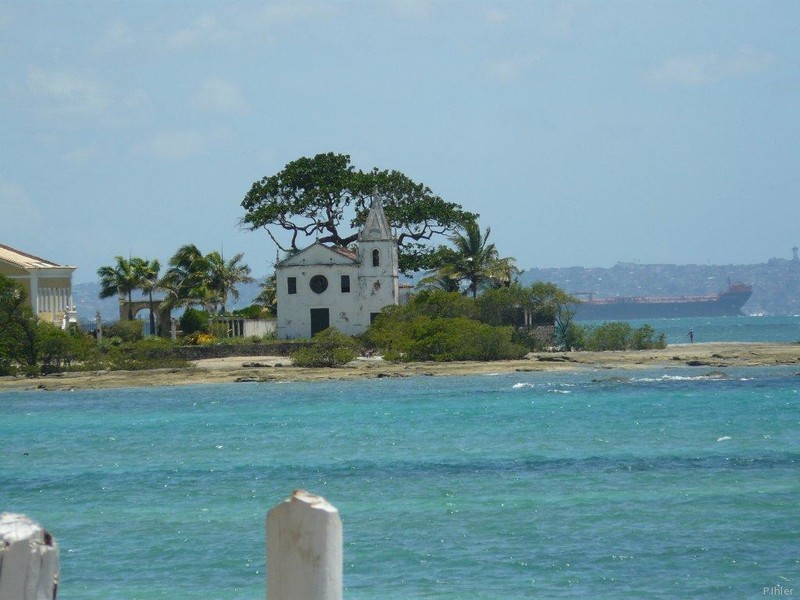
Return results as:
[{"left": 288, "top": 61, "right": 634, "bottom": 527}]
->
[{"left": 29, "top": 270, "right": 40, "bottom": 315}]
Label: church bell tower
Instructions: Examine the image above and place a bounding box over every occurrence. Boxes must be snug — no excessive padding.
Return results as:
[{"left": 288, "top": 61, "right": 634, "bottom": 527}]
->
[{"left": 357, "top": 196, "right": 399, "bottom": 324}]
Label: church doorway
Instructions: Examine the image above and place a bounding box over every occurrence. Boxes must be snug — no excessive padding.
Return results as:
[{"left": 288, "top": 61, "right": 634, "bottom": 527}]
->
[{"left": 310, "top": 308, "right": 330, "bottom": 336}]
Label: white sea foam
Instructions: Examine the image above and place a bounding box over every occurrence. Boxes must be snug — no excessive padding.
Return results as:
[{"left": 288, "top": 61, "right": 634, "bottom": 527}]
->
[
  {"left": 632, "top": 374, "right": 729, "bottom": 383},
  {"left": 717, "top": 436, "right": 732, "bottom": 442}
]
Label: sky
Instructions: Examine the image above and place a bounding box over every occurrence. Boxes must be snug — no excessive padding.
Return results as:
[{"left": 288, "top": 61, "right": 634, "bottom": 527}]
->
[{"left": 1, "top": 1, "right": 798, "bottom": 283}]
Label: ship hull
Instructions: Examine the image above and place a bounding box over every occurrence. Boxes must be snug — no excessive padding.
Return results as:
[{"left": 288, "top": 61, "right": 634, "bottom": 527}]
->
[{"left": 572, "top": 289, "right": 752, "bottom": 321}]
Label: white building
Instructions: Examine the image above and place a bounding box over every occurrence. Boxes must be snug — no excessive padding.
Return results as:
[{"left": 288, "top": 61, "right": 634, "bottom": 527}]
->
[
  {"left": 275, "top": 198, "right": 399, "bottom": 339},
  {"left": 0, "top": 243, "right": 77, "bottom": 328}
]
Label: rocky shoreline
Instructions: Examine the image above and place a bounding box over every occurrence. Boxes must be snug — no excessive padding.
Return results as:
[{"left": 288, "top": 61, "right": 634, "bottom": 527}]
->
[{"left": 1, "top": 342, "right": 799, "bottom": 392}]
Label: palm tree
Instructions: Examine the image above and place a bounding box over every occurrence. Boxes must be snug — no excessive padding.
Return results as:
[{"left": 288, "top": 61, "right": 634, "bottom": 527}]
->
[
  {"left": 415, "top": 272, "right": 462, "bottom": 293},
  {"left": 160, "top": 245, "right": 254, "bottom": 314},
  {"left": 97, "top": 256, "right": 139, "bottom": 320},
  {"left": 131, "top": 257, "right": 161, "bottom": 335},
  {"left": 434, "top": 220, "right": 517, "bottom": 298},
  {"left": 205, "top": 251, "right": 254, "bottom": 313},
  {"left": 254, "top": 273, "right": 278, "bottom": 316},
  {"left": 160, "top": 244, "right": 213, "bottom": 312}
]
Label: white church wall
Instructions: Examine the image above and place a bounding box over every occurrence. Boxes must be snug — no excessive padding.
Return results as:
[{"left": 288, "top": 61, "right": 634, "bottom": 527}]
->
[{"left": 277, "top": 263, "right": 365, "bottom": 339}]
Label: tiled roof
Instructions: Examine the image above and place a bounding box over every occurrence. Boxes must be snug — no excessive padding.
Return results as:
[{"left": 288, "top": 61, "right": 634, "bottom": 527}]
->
[
  {"left": 331, "top": 246, "right": 358, "bottom": 260},
  {"left": 0, "top": 243, "right": 72, "bottom": 270}
]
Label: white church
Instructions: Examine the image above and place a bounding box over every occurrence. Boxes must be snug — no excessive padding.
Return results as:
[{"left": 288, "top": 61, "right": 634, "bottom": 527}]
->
[{"left": 275, "top": 198, "right": 400, "bottom": 339}]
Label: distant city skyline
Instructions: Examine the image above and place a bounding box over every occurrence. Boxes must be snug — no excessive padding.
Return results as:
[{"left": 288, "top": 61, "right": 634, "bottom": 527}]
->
[{"left": 2, "top": 1, "right": 798, "bottom": 283}]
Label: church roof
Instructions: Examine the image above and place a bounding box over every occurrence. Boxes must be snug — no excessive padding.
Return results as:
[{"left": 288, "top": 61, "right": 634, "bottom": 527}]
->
[
  {"left": 331, "top": 246, "right": 358, "bottom": 260},
  {"left": 276, "top": 241, "right": 359, "bottom": 268},
  {"left": 0, "top": 243, "right": 73, "bottom": 270}
]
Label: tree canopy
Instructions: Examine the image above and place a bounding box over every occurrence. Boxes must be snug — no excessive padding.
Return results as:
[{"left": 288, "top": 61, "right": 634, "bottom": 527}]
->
[{"left": 240, "top": 152, "right": 476, "bottom": 273}]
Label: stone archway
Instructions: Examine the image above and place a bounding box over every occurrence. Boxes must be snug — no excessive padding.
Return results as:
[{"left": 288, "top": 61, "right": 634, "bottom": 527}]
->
[{"left": 119, "top": 300, "right": 171, "bottom": 336}]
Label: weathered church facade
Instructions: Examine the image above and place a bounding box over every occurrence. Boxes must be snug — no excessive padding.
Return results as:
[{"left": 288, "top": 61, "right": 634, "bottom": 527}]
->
[{"left": 275, "top": 199, "right": 399, "bottom": 339}]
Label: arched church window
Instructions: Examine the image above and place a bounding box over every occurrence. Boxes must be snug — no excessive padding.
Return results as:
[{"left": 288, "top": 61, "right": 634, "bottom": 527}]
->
[{"left": 372, "top": 249, "right": 380, "bottom": 267}]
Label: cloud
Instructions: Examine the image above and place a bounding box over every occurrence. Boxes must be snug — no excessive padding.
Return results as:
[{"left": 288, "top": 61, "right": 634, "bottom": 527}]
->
[
  {"left": 193, "top": 77, "right": 247, "bottom": 113},
  {"left": 725, "top": 46, "right": 775, "bottom": 75},
  {"left": 485, "top": 53, "right": 544, "bottom": 82},
  {"left": 483, "top": 8, "right": 508, "bottom": 24},
  {"left": 136, "top": 130, "right": 208, "bottom": 161},
  {"left": 165, "top": 4, "right": 332, "bottom": 51},
  {"left": 388, "top": 0, "right": 434, "bottom": 19},
  {"left": 121, "top": 89, "right": 152, "bottom": 114},
  {"left": 135, "top": 128, "right": 231, "bottom": 162},
  {"left": 167, "top": 14, "right": 233, "bottom": 50},
  {"left": 94, "top": 20, "right": 135, "bottom": 54},
  {"left": 550, "top": 0, "right": 585, "bottom": 39},
  {"left": 0, "top": 179, "right": 42, "bottom": 230},
  {"left": 65, "top": 144, "right": 101, "bottom": 163},
  {"left": 26, "top": 68, "right": 111, "bottom": 118},
  {"left": 250, "top": 3, "right": 323, "bottom": 27},
  {"left": 645, "top": 47, "right": 775, "bottom": 87}
]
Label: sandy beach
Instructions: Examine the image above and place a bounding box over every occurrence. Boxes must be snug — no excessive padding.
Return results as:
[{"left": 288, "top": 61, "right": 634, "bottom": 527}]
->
[{"left": 1, "top": 342, "right": 798, "bottom": 392}]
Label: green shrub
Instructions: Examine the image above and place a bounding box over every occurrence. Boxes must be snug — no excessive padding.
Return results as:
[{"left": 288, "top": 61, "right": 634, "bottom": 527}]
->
[
  {"left": 475, "top": 287, "right": 527, "bottom": 327},
  {"left": 406, "top": 290, "right": 477, "bottom": 320},
  {"left": 0, "top": 275, "right": 37, "bottom": 372},
  {"left": 370, "top": 315, "right": 527, "bottom": 362},
  {"left": 106, "top": 320, "right": 144, "bottom": 342},
  {"left": 290, "top": 328, "right": 360, "bottom": 367},
  {"left": 582, "top": 322, "right": 666, "bottom": 351},
  {"left": 180, "top": 308, "right": 209, "bottom": 335},
  {"left": 559, "top": 322, "right": 586, "bottom": 351},
  {"left": 103, "top": 337, "right": 187, "bottom": 371},
  {"left": 511, "top": 326, "right": 549, "bottom": 351},
  {"left": 208, "top": 321, "right": 231, "bottom": 338},
  {"left": 35, "top": 323, "right": 99, "bottom": 374},
  {"left": 631, "top": 324, "right": 666, "bottom": 350}
]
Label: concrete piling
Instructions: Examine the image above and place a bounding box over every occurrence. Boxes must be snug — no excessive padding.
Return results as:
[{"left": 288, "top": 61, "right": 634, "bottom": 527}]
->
[
  {"left": 0, "top": 513, "right": 59, "bottom": 600},
  {"left": 266, "top": 490, "right": 342, "bottom": 600}
]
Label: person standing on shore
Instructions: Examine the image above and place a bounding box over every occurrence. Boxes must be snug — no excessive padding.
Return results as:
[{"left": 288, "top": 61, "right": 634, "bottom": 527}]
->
[{"left": 688, "top": 328, "right": 694, "bottom": 343}]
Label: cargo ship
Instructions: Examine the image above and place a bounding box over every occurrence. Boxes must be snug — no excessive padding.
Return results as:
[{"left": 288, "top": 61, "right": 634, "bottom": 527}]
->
[{"left": 572, "top": 283, "right": 753, "bottom": 321}]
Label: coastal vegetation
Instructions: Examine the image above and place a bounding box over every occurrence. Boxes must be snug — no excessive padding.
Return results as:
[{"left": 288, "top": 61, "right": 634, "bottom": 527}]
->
[
  {"left": 289, "top": 328, "right": 360, "bottom": 368},
  {"left": 0, "top": 274, "right": 37, "bottom": 375}
]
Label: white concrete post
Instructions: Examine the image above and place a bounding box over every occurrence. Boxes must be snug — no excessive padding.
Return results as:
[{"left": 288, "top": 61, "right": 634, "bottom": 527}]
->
[
  {"left": 266, "top": 490, "right": 342, "bottom": 600},
  {"left": 0, "top": 513, "right": 59, "bottom": 600}
]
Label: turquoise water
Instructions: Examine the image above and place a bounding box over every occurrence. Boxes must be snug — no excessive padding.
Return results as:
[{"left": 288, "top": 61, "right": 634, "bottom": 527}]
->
[
  {"left": 581, "top": 315, "right": 800, "bottom": 345},
  {"left": 2, "top": 316, "right": 799, "bottom": 598}
]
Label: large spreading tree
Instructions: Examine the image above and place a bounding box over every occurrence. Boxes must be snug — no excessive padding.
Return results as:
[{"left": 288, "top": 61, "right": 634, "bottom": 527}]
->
[{"left": 240, "top": 152, "right": 476, "bottom": 273}]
